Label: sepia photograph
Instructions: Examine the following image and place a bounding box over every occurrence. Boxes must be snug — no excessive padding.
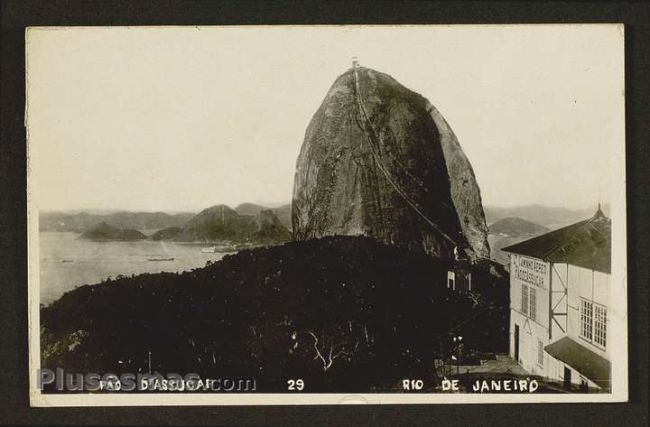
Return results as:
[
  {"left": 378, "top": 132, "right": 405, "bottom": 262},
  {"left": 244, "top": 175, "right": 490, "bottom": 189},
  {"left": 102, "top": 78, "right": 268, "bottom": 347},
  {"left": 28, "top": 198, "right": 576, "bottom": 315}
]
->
[{"left": 25, "top": 24, "right": 627, "bottom": 405}]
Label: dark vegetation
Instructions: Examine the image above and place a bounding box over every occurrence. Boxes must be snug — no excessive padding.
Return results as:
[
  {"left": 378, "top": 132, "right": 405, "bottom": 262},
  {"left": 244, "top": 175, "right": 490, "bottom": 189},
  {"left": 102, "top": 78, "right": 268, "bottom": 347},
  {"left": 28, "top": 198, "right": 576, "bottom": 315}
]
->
[{"left": 41, "top": 236, "right": 508, "bottom": 392}]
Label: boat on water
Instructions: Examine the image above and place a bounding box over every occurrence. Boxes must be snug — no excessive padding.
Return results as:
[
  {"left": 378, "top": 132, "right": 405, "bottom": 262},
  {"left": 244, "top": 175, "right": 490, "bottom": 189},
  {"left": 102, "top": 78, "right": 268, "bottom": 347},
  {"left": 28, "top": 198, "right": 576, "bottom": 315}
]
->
[
  {"left": 147, "top": 257, "right": 174, "bottom": 262},
  {"left": 61, "top": 259, "right": 74, "bottom": 263},
  {"left": 201, "top": 244, "right": 238, "bottom": 253}
]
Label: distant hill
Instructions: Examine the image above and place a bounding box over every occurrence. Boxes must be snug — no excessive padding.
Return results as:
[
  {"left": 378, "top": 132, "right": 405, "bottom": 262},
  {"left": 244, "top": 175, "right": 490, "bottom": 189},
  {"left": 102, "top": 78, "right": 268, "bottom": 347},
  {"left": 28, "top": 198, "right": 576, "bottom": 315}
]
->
[
  {"left": 271, "top": 203, "right": 292, "bottom": 230},
  {"left": 234, "top": 203, "right": 267, "bottom": 216},
  {"left": 40, "top": 211, "right": 195, "bottom": 232},
  {"left": 173, "top": 205, "right": 291, "bottom": 244},
  {"left": 235, "top": 202, "right": 292, "bottom": 230},
  {"left": 80, "top": 222, "right": 147, "bottom": 241},
  {"left": 149, "top": 226, "right": 182, "bottom": 241},
  {"left": 489, "top": 217, "right": 549, "bottom": 236},
  {"left": 487, "top": 217, "right": 551, "bottom": 266},
  {"left": 173, "top": 205, "right": 256, "bottom": 242},
  {"left": 254, "top": 209, "right": 292, "bottom": 243}
]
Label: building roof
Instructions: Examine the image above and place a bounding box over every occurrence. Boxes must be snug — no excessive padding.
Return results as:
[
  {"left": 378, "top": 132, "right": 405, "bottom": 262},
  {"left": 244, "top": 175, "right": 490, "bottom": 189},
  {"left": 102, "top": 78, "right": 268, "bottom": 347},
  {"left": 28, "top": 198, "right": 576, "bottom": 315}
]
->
[
  {"left": 544, "top": 336, "right": 611, "bottom": 390},
  {"left": 501, "top": 208, "right": 611, "bottom": 273}
]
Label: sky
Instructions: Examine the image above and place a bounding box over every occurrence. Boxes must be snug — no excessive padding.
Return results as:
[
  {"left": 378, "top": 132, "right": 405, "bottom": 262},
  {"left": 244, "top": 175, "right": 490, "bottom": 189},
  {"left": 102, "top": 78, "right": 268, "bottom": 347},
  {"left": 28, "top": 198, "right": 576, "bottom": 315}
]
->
[{"left": 26, "top": 25, "right": 624, "bottom": 213}]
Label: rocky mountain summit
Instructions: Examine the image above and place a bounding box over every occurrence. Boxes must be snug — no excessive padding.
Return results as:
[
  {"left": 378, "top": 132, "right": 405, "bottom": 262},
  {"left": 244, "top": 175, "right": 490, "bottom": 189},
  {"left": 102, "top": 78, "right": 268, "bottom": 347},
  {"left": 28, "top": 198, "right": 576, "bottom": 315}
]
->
[{"left": 292, "top": 65, "right": 490, "bottom": 260}]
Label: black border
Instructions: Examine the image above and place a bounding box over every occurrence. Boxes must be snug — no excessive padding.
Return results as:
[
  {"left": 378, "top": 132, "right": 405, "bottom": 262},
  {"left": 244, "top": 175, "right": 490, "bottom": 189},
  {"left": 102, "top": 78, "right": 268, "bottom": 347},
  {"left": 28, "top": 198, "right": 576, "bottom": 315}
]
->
[{"left": 1, "top": 1, "right": 648, "bottom": 426}]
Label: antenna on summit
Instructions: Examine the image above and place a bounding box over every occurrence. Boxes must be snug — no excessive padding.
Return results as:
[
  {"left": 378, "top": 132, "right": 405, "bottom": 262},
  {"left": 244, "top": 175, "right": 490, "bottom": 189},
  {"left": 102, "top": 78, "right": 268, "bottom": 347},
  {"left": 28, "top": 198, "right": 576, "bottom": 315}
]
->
[{"left": 352, "top": 56, "right": 359, "bottom": 69}]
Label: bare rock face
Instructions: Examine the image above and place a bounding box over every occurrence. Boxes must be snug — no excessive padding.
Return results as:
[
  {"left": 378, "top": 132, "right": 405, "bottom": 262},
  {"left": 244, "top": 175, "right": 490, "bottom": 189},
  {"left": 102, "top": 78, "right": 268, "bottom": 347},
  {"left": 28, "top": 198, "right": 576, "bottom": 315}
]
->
[
  {"left": 292, "top": 66, "right": 490, "bottom": 259},
  {"left": 425, "top": 101, "right": 491, "bottom": 259}
]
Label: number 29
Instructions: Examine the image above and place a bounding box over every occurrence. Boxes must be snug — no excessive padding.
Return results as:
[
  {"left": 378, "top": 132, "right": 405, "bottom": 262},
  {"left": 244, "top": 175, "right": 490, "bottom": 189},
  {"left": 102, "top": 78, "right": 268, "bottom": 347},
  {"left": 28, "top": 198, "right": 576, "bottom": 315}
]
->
[{"left": 287, "top": 379, "right": 304, "bottom": 391}]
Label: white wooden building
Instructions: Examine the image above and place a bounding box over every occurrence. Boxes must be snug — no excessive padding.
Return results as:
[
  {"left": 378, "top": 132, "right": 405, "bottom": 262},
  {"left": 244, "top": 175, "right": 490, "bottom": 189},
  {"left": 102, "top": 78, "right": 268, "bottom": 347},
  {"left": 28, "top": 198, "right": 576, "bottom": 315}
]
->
[{"left": 502, "top": 207, "right": 612, "bottom": 391}]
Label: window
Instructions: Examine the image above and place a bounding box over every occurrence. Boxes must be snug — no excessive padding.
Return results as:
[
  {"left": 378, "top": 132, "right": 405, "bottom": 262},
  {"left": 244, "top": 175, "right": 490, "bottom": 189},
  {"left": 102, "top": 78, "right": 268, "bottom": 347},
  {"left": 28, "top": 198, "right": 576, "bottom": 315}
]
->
[
  {"left": 520, "top": 284, "right": 537, "bottom": 321},
  {"left": 448, "top": 278, "right": 454, "bottom": 290},
  {"left": 580, "top": 298, "right": 607, "bottom": 348},
  {"left": 521, "top": 284, "right": 529, "bottom": 315},
  {"left": 580, "top": 299, "right": 593, "bottom": 341},
  {"left": 529, "top": 287, "right": 537, "bottom": 321},
  {"left": 594, "top": 304, "right": 607, "bottom": 347},
  {"left": 537, "top": 340, "right": 544, "bottom": 366}
]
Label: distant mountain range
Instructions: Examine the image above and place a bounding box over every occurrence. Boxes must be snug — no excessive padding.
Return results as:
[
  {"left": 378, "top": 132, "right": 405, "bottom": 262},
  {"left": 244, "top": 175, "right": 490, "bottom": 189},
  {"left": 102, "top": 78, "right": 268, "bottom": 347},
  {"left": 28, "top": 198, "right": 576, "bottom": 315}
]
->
[
  {"left": 41, "top": 203, "right": 293, "bottom": 233},
  {"left": 40, "top": 211, "right": 195, "bottom": 233},
  {"left": 489, "top": 217, "right": 550, "bottom": 236},
  {"left": 484, "top": 204, "right": 609, "bottom": 229},
  {"left": 61, "top": 203, "right": 292, "bottom": 245}
]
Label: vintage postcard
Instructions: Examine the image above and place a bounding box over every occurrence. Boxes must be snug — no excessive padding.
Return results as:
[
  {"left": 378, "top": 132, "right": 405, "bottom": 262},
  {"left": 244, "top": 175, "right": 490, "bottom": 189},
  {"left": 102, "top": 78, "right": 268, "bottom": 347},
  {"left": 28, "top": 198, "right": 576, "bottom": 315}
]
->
[{"left": 26, "top": 24, "right": 627, "bottom": 405}]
